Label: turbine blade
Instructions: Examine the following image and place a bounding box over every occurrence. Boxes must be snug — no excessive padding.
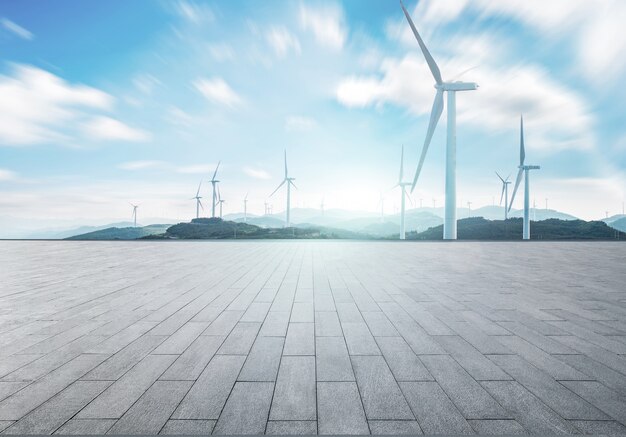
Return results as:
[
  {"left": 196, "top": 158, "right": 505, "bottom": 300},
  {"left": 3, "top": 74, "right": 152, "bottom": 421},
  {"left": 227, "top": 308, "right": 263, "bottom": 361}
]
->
[
  {"left": 270, "top": 179, "right": 286, "bottom": 197},
  {"left": 495, "top": 171, "right": 505, "bottom": 183},
  {"left": 411, "top": 89, "right": 444, "bottom": 192},
  {"left": 212, "top": 161, "right": 220, "bottom": 180},
  {"left": 399, "top": 145, "right": 404, "bottom": 183},
  {"left": 289, "top": 180, "right": 298, "bottom": 190},
  {"left": 400, "top": 1, "right": 443, "bottom": 85},
  {"left": 196, "top": 180, "right": 202, "bottom": 197},
  {"left": 519, "top": 116, "right": 526, "bottom": 165},
  {"left": 499, "top": 184, "right": 505, "bottom": 205},
  {"left": 217, "top": 184, "right": 221, "bottom": 202},
  {"left": 508, "top": 168, "right": 524, "bottom": 212},
  {"left": 284, "top": 149, "right": 288, "bottom": 178},
  {"left": 199, "top": 199, "right": 204, "bottom": 210}
]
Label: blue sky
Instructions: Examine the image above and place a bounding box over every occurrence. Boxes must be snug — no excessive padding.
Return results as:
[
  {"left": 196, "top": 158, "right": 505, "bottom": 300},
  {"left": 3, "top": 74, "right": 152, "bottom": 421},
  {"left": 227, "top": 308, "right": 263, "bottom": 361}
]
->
[{"left": 1, "top": 0, "right": 625, "bottom": 225}]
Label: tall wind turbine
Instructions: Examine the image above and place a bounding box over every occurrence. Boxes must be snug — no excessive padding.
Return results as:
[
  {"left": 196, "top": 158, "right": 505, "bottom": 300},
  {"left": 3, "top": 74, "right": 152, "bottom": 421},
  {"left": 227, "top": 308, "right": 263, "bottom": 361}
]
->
[
  {"left": 496, "top": 172, "right": 511, "bottom": 220},
  {"left": 210, "top": 162, "right": 220, "bottom": 218},
  {"left": 508, "top": 116, "right": 540, "bottom": 240},
  {"left": 401, "top": 1, "right": 478, "bottom": 240},
  {"left": 217, "top": 185, "right": 225, "bottom": 219},
  {"left": 395, "top": 145, "right": 412, "bottom": 240},
  {"left": 243, "top": 192, "right": 248, "bottom": 223},
  {"left": 130, "top": 203, "right": 139, "bottom": 227},
  {"left": 270, "top": 150, "right": 296, "bottom": 227},
  {"left": 192, "top": 180, "right": 203, "bottom": 219}
]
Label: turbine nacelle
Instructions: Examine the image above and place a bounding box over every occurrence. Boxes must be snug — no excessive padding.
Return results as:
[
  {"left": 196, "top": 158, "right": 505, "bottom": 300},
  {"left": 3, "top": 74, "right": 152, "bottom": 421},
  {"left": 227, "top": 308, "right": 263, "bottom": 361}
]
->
[
  {"left": 522, "top": 165, "right": 541, "bottom": 171},
  {"left": 437, "top": 82, "right": 479, "bottom": 92}
]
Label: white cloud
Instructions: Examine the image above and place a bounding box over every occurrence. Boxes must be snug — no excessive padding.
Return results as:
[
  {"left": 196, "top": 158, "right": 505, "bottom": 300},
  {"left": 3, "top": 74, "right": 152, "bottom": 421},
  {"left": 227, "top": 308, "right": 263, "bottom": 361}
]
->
[
  {"left": 176, "top": 165, "right": 215, "bottom": 174},
  {"left": 266, "top": 27, "right": 301, "bottom": 58},
  {"left": 243, "top": 167, "right": 271, "bottom": 180},
  {"left": 174, "top": 1, "right": 215, "bottom": 24},
  {"left": 299, "top": 3, "right": 347, "bottom": 51},
  {"left": 0, "top": 64, "right": 112, "bottom": 146},
  {"left": 1, "top": 18, "right": 33, "bottom": 40},
  {"left": 118, "top": 161, "right": 164, "bottom": 170},
  {"left": 194, "top": 77, "right": 243, "bottom": 107},
  {"left": 83, "top": 116, "right": 151, "bottom": 142},
  {"left": 0, "top": 168, "right": 17, "bottom": 181},
  {"left": 285, "top": 115, "right": 317, "bottom": 132}
]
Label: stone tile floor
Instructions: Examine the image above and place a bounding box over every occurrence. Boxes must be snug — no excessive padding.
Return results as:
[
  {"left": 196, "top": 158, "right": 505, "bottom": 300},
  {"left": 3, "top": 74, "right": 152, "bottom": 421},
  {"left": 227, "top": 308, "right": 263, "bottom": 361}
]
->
[{"left": 0, "top": 241, "right": 625, "bottom": 435}]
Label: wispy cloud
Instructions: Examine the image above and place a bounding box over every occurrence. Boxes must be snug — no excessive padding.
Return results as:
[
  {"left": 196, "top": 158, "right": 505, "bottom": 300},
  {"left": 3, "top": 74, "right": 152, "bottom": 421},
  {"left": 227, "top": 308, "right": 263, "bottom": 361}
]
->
[
  {"left": 194, "top": 77, "right": 243, "bottom": 108},
  {"left": 0, "top": 168, "right": 17, "bottom": 181},
  {"left": 117, "top": 161, "right": 164, "bottom": 170},
  {"left": 133, "top": 74, "right": 161, "bottom": 95},
  {"left": 173, "top": 1, "right": 215, "bottom": 24},
  {"left": 243, "top": 167, "right": 271, "bottom": 180},
  {"left": 285, "top": 115, "right": 317, "bottom": 132},
  {"left": 1, "top": 18, "right": 33, "bottom": 40},
  {"left": 83, "top": 116, "right": 151, "bottom": 142},
  {"left": 266, "top": 27, "right": 301, "bottom": 58},
  {"left": 299, "top": 3, "right": 347, "bottom": 51}
]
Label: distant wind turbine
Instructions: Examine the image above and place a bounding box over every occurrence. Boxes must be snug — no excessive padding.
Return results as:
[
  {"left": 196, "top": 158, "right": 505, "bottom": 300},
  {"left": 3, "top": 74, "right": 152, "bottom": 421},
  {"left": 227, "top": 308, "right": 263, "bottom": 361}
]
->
[
  {"left": 508, "top": 116, "right": 540, "bottom": 240},
  {"left": 401, "top": 1, "right": 478, "bottom": 240},
  {"left": 217, "top": 185, "right": 225, "bottom": 219},
  {"left": 191, "top": 180, "right": 203, "bottom": 219},
  {"left": 467, "top": 201, "right": 472, "bottom": 218},
  {"left": 496, "top": 172, "right": 511, "bottom": 220},
  {"left": 270, "top": 150, "right": 296, "bottom": 227},
  {"left": 243, "top": 192, "right": 248, "bottom": 223},
  {"left": 210, "top": 162, "right": 220, "bottom": 218},
  {"left": 130, "top": 203, "right": 139, "bottom": 227},
  {"left": 395, "top": 145, "right": 412, "bottom": 240}
]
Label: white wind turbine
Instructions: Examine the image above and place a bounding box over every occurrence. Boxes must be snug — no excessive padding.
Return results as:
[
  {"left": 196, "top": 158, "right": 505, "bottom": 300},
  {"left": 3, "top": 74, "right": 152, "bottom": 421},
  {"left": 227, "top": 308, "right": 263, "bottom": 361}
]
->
[
  {"left": 243, "top": 192, "right": 248, "bottom": 223},
  {"left": 192, "top": 180, "right": 204, "bottom": 219},
  {"left": 270, "top": 150, "right": 296, "bottom": 227},
  {"left": 130, "top": 203, "right": 139, "bottom": 227},
  {"left": 395, "top": 145, "right": 412, "bottom": 240},
  {"left": 496, "top": 172, "right": 511, "bottom": 220},
  {"left": 401, "top": 1, "right": 478, "bottom": 240},
  {"left": 508, "top": 116, "right": 540, "bottom": 240},
  {"left": 210, "top": 162, "right": 220, "bottom": 218},
  {"left": 217, "top": 185, "right": 225, "bottom": 219}
]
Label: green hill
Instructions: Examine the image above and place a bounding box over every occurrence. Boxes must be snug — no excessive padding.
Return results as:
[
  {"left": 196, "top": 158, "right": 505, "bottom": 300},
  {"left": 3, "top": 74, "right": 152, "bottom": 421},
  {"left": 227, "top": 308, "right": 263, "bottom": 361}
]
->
[
  {"left": 408, "top": 217, "right": 626, "bottom": 240},
  {"left": 66, "top": 224, "right": 170, "bottom": 240}
]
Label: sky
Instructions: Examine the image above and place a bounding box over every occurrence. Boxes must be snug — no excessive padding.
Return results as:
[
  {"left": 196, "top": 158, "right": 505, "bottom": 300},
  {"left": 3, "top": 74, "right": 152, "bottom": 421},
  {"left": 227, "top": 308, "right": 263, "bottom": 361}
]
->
[{"left": 1, "top": 0, "right": 625, "bottom": 226}]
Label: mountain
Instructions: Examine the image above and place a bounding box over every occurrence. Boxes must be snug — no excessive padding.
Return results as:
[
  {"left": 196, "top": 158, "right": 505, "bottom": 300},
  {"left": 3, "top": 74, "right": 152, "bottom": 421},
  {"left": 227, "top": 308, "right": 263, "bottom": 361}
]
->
[
  {"left": 606, "top": 216, "right": 626, "bottom": 233},
  {"left": 409, "top": 217, "right": 625, "bottom": 241},
  {"left": 66, "top": 224, "right": 171, "bottom": 240}
]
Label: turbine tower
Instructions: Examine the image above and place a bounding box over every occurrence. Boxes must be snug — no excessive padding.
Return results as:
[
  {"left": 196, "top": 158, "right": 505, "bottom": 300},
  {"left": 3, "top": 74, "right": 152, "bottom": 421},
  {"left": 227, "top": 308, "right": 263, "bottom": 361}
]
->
[
  {"left": 243, "top": 192, "right": 248, "bottom": 223},
  {"left": 270, "top": 150, "right": 296, "bottom": 227},
  {"left": 395, "top": 145, "right": 412, "bottom": 240},
  {"left": 217, "top": 185, "right": 225, "bottom": 219},
  {"left": 401, "top": 1, "right": 478, "bottom": 240},
  {"left": 210, "top": 162, "right": 220, "bottom": 218},
  {"left": 192, "top": 180, "right": 203, "bottom": 219},
  {"left": 496, "top": 172, "right": 511, "bottom": 220},
  {"left": 508, "top": 116, "right": 540, "bottom": 240},
  {"left": 130, "top": 203, "right": 139, "bottom": 227}
]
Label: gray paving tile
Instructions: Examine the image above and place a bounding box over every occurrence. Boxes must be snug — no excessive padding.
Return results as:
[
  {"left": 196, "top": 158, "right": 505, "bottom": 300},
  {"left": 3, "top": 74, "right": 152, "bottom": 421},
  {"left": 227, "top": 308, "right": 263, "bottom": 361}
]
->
[
  {"left": 77, "top": 354, "right": 176, "bottom": 419},
  {"left": 159, "top": 419, "right": 215, "bottom": 435},
  {"left": 368, "top": 420, "right": 422, "bottom": 435},
  {"left": 435, "top": 335, "right": 511, "bottom": 381},
  {"left": 553, "top": 334, "right": 626, "bottom": 375},
  {"left": 0, "top": 421, "right": 13, "bottom": 433},
  {"left": 259, "top": 311, "right": 290, "bottom": 337},
  {"left": 107, "top": 380, "right": 192, "bottom": 435},
  {"left": 213, "top": 382, "right": 274, "bottom": 434},
  {"left": 558, "top": 354, "right": 626, "bottom": 397},
  {"left": 172, "top": 355, "right": 245, "bottom": 420},
  {"left": 203, "top": 310, "right": 243, "bottom": 336},
  {"left": 376, "top": 337, "right": 432, "bottom": 381},
  {"left": 269, "top": 356, "right": 316, "bottom": 421},
  {"left": 445, "top": 320, "right": 513, "bottom": 355},
  {"left": 0, "top": 355, "right": 43, "bottom": 379},
  {"left": 362, "top": 311, "right": 399, "bottom": 337},
  {"left": 570, "top": 419, "right": 626, "bottom": 436},
  {"left": 489, "top": 354, "right": 609, "bottom": 420},
  {"left": 351, "top": 355, "right": 413, "bottom": 420},
  {"left": 291, "top": 302, "right": 314, "bottom": 323},
  {"left": 317, "top": 381, "right": 368, "bottom": 434},
  {"left": 342, "top": 322, "right": 380, "bottom": 355},
  {"left": 239, "top": 336, "right": 284, "bottom": 381},
  {"left": 0, "top": 382, "right": 27, "bottom": 402},
  {"left": 314, "top": 311, "right": 342, "bottom": 337},
  {"left": 421, "top": 354, "right": 509, "bottom": 419},
  {"left": 54, "top": 419, "right": 116, "bottom": 435},
  {"left": 561, "top": 380, "right": 626, "bottom": 425},
  {"left": 217, "top": 322, "right": 261, "bottom": 355},
  {"left": 481, "top": 380, "right": 579, "bottom": 434},
  {"left": 151, "top": 321, "right": 209, "bottom": 355},
  {"left": 3, "top": 380, "right": 110, "bottom": 434},
  {"left": 468, "top": 419, "right": 527, "bottom": 434},
  {"left": 400, "top": 381, "right": 473, "bottom": 434},
  {"left": 240, "top": 302, "right": 271, "bottom": 322},
  {"left": 283, "top": 323, "right": 314, "bottom": 355},
  {"left": 498, "top": 321, "right": 577, "bottom": 354},
  {"left": 316, "top": 337, "right": 354, "bottom": 382},
  {"left": 160, "top": 335, "right": 224, "bottom": 380},
  {"left": 265, "top": 420, "right": 317, "bottom": 435},
  {"left": 336, "top": 302, "right": 364, "bottom": 323}
]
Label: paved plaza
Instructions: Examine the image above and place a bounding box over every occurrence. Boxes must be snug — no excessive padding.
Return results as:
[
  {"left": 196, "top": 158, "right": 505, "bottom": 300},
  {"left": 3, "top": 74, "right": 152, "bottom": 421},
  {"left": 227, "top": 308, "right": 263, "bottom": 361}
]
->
[{"left": 1, "top": 241, "right": 626, "bottom": 435}]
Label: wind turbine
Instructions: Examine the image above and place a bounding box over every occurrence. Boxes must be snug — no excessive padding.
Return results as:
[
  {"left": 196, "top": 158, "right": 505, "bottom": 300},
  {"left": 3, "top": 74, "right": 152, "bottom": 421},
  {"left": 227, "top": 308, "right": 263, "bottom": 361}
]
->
[
  {"left": 395, "top": 145, "right": 412, "bottom": 240},
  {"left": 210, "top": 162, "right": 220, "bottom": 218},
  {"left": 508, "top": 116, "right": 540, "bottom": 240},
  {"left": 496, "top": 172, "right": 511, "bottom": 220},
  {"left": 243, "top": 192, "right": 248, "bottom": 223},
  {"left": 191, "top": 180, "right": 203, "bottom": 219},
  {"left": 217, "top": 185, "right": 225, "bottom": 219},
  {"left": 130, "top": 203, "right": 139, "bottom": 227},
  {"left": 401, "top": 1, "right": 478, "bottom": 240},
  {"left": 467, "top": 201, "right": 472, "bottom": 218},
  {"left": 270, "top": 150, "right": 296, "bottom": 227}
]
